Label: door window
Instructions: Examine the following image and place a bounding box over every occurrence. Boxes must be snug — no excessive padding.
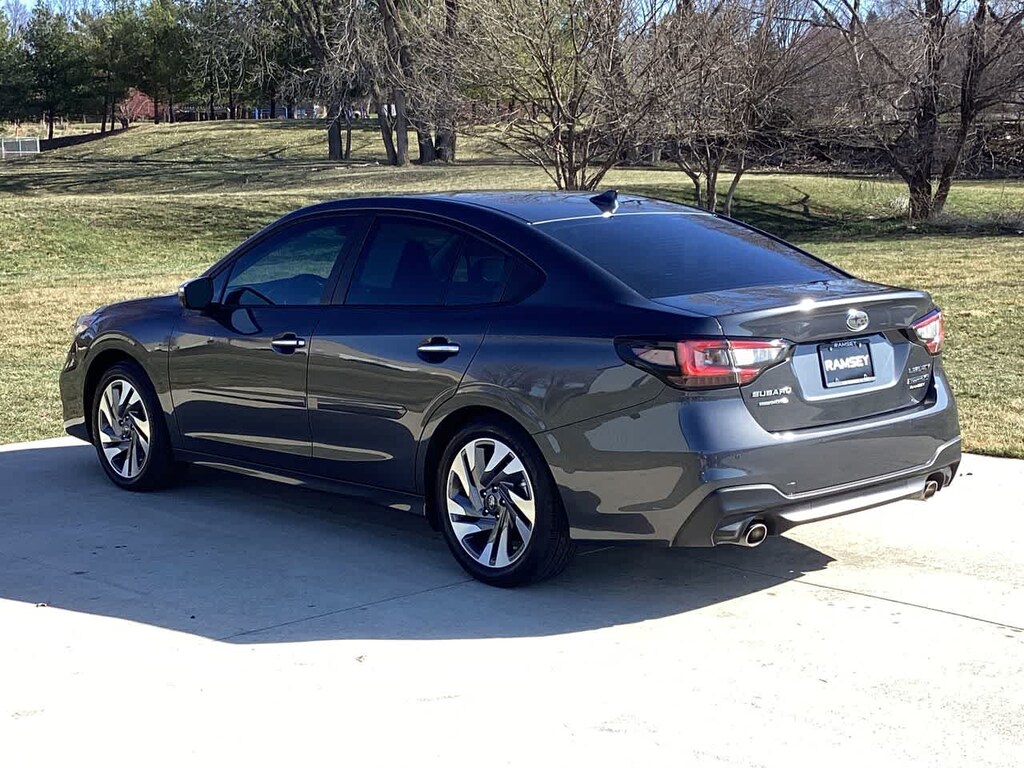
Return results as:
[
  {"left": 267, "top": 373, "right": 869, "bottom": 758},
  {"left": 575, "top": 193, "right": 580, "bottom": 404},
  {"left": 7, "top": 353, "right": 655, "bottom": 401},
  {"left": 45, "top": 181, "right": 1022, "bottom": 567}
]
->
[
  {"left": 223, "top": 218, "right": 358, "bottom": 306},
  {"left": 345, "top": 217, "right": 463, "bottom": 306}
]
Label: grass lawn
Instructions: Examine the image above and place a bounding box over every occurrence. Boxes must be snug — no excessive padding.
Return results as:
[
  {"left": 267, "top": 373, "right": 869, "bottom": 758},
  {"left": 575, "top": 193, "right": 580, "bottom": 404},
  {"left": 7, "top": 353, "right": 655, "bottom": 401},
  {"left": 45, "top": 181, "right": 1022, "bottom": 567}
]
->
[{"left": 1, "top": 120, "right": 1022, "bottom": 457}]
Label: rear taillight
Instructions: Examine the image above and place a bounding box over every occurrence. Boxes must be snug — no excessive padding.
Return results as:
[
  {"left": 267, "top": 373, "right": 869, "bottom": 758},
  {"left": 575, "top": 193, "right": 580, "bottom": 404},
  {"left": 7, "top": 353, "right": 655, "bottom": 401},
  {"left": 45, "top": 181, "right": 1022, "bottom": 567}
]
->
[
  {"left": 619, "top": 338, "right": 791, "bottom": 389},
  {"left": 911, "top": 309, "right": 944, "bottom": 354}
]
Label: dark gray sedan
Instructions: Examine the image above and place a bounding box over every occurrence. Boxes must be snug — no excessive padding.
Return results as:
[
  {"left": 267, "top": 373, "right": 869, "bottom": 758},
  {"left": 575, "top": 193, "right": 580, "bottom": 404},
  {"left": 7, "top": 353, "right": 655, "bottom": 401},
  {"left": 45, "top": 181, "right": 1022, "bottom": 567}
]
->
[{"left": 60, "top": 192, "right": 960, "bottom": 586}]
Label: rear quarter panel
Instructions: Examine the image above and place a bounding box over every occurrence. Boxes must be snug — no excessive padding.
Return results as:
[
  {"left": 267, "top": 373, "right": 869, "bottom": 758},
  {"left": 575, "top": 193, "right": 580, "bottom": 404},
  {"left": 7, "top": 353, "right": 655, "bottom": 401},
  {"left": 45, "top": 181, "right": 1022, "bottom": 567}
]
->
[{"left": 457, "top": 302, "right": 725, "bottom": 433}]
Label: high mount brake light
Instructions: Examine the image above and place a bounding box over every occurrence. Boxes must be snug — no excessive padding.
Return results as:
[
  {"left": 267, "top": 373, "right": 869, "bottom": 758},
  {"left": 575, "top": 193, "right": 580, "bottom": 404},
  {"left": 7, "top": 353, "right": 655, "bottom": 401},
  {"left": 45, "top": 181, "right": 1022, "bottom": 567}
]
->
[
  {"left": 620, "top": 338, "right": 791, "bottom": 389},
  {"left": 911, "top": 310, "right": 945, "bottom": 355}
]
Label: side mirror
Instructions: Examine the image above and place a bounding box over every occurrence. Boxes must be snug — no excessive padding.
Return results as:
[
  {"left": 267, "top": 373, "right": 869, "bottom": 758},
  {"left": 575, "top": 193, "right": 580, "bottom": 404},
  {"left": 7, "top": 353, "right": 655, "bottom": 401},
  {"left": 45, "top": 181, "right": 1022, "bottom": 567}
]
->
[{"left": 178, "top": 276, "right": 215, "bottom": 310}]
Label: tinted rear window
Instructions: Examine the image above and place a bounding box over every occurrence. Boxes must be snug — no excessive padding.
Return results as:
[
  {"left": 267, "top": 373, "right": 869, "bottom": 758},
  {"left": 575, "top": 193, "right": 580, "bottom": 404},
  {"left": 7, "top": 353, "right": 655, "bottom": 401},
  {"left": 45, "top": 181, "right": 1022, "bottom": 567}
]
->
[{"left": 537, "top": 214, "right": 843, "bottom": 298}]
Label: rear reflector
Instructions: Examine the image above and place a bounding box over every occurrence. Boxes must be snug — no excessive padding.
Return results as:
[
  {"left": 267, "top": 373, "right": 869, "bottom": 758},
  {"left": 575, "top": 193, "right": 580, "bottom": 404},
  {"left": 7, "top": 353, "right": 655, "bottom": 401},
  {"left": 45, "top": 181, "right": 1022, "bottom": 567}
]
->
[
  {"left": 620, "top": 338, "right": 790, "bottom": 389},
  {"left": 911, "top": 310, "right": 945, "bottom": 354}
]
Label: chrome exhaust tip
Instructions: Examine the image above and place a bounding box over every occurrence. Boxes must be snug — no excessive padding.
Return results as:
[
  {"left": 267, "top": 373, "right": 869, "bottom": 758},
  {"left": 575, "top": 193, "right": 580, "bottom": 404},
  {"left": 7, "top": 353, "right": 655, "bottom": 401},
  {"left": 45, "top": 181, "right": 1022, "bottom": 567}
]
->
[
  {"left": 742, "top": 522, "right": 768, "bottom": 547},
  {"left": 712, "top": 518, "right": 770, "bottom": 547},
  {"left": 922, "top": 479, "right": 940, "bottom": 500}
]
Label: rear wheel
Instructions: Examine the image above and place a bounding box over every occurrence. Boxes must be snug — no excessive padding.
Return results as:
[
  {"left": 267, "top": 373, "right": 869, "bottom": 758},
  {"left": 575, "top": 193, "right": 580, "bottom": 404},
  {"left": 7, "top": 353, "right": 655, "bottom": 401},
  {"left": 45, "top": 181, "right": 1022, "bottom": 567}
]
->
[
  {"left": 91, "top": 361, "right": 181, "bottom": 491},
  {"left": 436, "top": 420, "right": 574, "bottom": 587}
]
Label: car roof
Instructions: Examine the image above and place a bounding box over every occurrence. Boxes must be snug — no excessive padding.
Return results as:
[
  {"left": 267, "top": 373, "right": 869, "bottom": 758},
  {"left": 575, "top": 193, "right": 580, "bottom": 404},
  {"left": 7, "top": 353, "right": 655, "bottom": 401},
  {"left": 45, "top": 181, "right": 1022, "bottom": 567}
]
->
[
  {"left": 417, "top": 191, "right": 708, "bottom": 224},
  {"left": 285, "top": 191, "right": 707, "bottom": 227}
]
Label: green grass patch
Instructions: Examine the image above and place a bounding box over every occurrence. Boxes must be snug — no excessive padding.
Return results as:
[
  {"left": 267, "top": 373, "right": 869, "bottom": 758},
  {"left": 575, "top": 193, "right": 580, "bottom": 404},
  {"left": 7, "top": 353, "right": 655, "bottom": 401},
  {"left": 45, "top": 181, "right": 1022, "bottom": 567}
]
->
[{"left": 1, "top": 120, "right": 1022, "bottom": 457}]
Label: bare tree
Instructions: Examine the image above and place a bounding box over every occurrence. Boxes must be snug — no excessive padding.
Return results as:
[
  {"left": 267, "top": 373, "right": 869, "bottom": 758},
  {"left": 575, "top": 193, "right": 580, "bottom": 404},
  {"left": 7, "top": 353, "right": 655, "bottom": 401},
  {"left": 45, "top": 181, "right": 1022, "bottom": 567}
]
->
[
  {"left": 398, "top": 0, "right": 463, "bottom": 162},
  {"left": 657, "top": 0, "right": 829, "bottom": 215},
  {"left": 464, "top": 0, "right": 669, "bottom": 190},
  {"left": 810, "top": 0, "right": 1024, "bottom": 220},
  {"left": 280, "top": 0, "right": 372, "bottom": 161},
  {"left": 3, "top": 0, "right": 29, "bottom": 33},
  {"left": 190, "top": 0, "right": 250, "bottom": 120}
]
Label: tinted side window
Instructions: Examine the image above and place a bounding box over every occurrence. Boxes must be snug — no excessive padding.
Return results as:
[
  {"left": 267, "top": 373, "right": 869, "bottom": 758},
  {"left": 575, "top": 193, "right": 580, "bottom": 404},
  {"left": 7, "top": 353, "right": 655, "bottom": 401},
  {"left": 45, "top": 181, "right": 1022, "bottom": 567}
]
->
[
  {"left": 538, "top": 214, "right": 843, "bottom": 298},
  {"left": 502, "top": 258, "right": 545, "bottom": 303},
  {"left": 224, "top": 218, "right": 356, "bottom": 306},
  {"left": 346, "top": 217, "right": 462, "bottom": 306},
  {"left": 445, "top": 237, "right": 511, "bottom": 306}
]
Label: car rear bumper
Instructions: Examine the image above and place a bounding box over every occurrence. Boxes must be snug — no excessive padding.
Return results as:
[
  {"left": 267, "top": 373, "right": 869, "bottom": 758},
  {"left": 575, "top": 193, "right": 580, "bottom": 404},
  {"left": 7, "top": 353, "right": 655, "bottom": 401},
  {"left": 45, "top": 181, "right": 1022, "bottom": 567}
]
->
[
  {"left": 538, "top": 364, "right": 960, "bottom": 545},
  {"left": 672, "top": 436, "right": 960, "bottom": 546}
]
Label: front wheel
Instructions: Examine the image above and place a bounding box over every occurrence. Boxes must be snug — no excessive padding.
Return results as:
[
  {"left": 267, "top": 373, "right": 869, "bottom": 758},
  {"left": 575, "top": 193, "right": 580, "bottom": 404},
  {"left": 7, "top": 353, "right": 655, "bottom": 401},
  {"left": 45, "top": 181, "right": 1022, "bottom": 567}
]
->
[
  {"left": 436, "top": 420, "right": 574, "bottom": 587},
  {"left": 91, "top": 361, "right": 181, "bottom": 491}
]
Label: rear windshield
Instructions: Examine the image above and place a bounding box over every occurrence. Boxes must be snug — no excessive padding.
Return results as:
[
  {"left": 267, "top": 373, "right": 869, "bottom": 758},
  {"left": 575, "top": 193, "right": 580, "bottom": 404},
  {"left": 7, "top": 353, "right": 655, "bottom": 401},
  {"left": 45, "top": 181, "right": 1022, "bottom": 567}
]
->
[{"left": 537, "top": 214, "right": 843, "bottom": 298}]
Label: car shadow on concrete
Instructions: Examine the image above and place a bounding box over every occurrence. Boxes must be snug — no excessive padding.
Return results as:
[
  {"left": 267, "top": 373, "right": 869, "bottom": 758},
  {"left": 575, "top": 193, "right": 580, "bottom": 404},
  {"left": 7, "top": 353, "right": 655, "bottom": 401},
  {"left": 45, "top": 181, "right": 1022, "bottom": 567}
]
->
[{"left": 0, "top": 440, "right": 834, "bottom": 643}]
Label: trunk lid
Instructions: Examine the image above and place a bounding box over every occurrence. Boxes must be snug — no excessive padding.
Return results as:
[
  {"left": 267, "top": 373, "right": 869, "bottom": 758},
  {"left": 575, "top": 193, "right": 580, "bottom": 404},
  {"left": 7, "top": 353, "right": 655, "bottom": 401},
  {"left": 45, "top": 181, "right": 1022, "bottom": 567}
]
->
[{"left": 655, "top": 279, "right": 938, "bottom": 431}]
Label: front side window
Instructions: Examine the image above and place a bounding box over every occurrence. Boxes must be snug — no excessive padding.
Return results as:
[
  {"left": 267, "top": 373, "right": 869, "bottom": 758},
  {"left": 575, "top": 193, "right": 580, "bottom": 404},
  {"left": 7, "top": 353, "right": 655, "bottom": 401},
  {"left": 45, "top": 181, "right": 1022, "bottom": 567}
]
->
[
  {"left": 345, "top": 217, "right": 463, "bottom": 306},
  {"left": 223, "top": 217, "right": 357, "bottom": 306}
]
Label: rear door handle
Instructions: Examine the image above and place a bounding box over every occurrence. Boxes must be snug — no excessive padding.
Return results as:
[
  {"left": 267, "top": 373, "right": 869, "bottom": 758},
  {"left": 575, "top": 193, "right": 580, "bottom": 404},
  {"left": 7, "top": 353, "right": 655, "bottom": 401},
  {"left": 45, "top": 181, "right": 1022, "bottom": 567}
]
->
[
  {"left": 271, "top": 334, "right": 306, "bottom": 354},
  {"left": 418, "top": 339, "right": 460, "bottom": 358}
]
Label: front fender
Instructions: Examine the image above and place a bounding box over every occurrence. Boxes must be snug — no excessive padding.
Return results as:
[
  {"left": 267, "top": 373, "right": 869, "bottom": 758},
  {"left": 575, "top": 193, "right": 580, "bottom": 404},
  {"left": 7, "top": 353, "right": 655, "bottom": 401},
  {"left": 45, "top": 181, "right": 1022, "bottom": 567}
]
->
[{"left": 64, "top": 295, "right": 181, "bottom": 445}]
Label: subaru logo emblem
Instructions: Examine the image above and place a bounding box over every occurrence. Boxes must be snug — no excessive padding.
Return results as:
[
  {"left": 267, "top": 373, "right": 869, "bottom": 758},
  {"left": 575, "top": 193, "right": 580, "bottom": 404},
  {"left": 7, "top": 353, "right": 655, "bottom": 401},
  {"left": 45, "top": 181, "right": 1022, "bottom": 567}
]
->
[{"left": 846, "top": 309, "right": 869, "bottom": 332}]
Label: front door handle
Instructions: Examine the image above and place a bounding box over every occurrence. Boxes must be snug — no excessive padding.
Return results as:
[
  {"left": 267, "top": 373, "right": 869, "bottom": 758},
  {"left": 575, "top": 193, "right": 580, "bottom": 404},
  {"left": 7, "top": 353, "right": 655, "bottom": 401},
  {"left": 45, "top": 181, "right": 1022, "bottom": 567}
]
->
[
  {"left": 418, "top": 339, "right": 460, "bottom": 358},
  {"left": 271, "top": 334, "right": 306, "bottom": 354}
]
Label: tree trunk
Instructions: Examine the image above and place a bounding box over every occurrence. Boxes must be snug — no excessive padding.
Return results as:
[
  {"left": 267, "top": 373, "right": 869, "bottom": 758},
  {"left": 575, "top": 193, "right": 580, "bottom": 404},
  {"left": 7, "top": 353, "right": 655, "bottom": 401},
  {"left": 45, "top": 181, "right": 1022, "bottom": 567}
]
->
[
  {"left": 327, "top": 114, "right": 343, "bottom": 160},
  {"left": 344, "top": 113, "right": 353, "bottom": 160},
  {"left": 434, "top": 128, "right": 456, "bottom": 163},
  {"left": 431, "top": 0, "right": 460, "bottom": 165},
  {"left": 705, "top": 172, "right": 718, "bottom": 213},
  {"left": 269, "top": 93, "right": 277, "bottom": 119},
  {"left": 380, "top": 0, "right": 412, "bottom": 166},
  {"left": 900, "top": 0, "right": 944, "bottom": 221},
  {"left": 393, "top": 90, "right": 410, "bottom": 166},
  {"left": 375, "top": 98, "right": 398, "bottom": 165},
  {"left": 415, "top": 126, "right": 436, "bottom": 164},
  {"left": 153, "top": 94, "right": 160, "bottom": 124},
  {"left": 682, "top": 169, "right": 703, "bottom": 208},
  {"left": 932, "top": 128, "right": 969, "bottom": 218},
  {"left": 287, "top": 100, "right": 295, "bottom": 119},
  {"left": 101, "top": 94, "right": 109, "bottom": 134},
  {"left": 168, "top": 93, "right": 175, "bottom": 124},
  {"left": 723, "top": 153, "right": 747, "bottom": 217},
  {"left": 46, "top": 110, "right": 54, "bottom": 141},
  {"left": 907, "top": 176, "right": 934, "bottom": 221}
]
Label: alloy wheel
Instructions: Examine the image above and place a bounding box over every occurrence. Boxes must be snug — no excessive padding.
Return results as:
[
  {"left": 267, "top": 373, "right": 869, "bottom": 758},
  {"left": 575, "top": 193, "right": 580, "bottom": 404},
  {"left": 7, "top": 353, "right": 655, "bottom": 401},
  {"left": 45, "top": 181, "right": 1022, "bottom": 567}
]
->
[
  {"left": 446, "top": 437, "right": 536, "bottom": 569},
  {"left": 96, "top": 378, "right": 151, "bottom": 479}
]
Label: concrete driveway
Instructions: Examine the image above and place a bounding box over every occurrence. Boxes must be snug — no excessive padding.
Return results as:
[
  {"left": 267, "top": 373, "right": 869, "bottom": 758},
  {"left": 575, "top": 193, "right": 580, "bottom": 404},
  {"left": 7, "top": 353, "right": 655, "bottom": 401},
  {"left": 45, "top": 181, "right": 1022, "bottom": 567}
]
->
[{"left": 1, "top": 437, "right": 1021, "bottom": 767}]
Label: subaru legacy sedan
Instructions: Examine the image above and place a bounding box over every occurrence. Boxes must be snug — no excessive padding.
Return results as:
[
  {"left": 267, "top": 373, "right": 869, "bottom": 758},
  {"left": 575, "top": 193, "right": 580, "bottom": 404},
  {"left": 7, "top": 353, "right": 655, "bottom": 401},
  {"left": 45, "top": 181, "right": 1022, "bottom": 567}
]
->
[{"left": 60, "top": 192, "right": 960, "bottom": 586}]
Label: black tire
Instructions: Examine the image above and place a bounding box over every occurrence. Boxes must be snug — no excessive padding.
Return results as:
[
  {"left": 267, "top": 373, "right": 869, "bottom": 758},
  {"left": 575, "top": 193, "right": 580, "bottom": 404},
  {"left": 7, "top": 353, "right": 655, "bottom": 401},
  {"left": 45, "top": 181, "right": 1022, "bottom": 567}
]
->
[
  {"left": 436, "top": 419, "right": 575, "bottom": 587},
  {"left": 90, "top": 361, "right": 182, "bottom": 492}
]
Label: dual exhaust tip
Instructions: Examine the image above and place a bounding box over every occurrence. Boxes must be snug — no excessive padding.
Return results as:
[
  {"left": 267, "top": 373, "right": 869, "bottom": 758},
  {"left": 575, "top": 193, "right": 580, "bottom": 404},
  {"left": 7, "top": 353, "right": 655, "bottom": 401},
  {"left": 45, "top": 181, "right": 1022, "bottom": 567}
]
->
[{"left": 717, "top": 473, "right": 946, "bottom": 548}]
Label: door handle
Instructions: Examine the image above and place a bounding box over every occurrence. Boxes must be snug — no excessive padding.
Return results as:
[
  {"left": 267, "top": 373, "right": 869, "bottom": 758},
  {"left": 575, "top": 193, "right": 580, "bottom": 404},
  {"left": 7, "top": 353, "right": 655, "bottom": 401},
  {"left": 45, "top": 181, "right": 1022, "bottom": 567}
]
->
[
  {"left": 271, "top": 335, "right": 306, "bottom": 354},
  {"left": 418, "top": 339, "right": 460, "bottom": 358}
]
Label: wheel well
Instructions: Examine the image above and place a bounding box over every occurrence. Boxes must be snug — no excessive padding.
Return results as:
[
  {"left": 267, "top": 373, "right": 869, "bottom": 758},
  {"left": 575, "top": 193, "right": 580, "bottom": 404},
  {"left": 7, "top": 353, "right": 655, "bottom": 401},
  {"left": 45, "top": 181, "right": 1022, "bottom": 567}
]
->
[
  {"left": 82, "top": 349, "right": 137, "bottom": 441},
  {"left": 421, "top": 405, "right": 535, "bottom": 531}
]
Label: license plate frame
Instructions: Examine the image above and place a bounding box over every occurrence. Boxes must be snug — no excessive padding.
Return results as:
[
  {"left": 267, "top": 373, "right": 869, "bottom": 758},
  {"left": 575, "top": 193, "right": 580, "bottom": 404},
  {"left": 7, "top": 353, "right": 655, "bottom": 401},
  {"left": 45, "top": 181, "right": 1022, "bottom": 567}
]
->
[{"left": 819, "top": 338, "right": 875, "bottom": 388}]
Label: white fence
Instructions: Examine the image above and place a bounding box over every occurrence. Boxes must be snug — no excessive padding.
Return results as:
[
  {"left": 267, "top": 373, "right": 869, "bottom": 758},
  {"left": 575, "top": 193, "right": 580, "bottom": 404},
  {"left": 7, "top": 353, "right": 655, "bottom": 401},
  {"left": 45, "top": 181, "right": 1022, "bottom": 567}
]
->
[{"left": 1, "top": 137, "right": 41, "bottom": 160}]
